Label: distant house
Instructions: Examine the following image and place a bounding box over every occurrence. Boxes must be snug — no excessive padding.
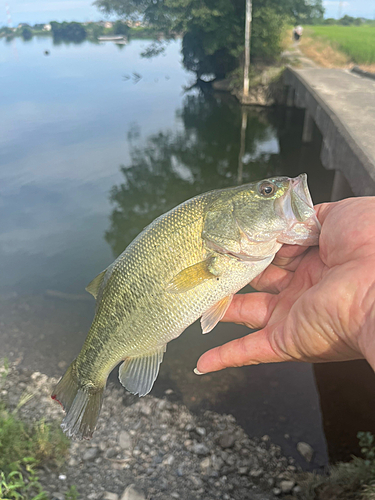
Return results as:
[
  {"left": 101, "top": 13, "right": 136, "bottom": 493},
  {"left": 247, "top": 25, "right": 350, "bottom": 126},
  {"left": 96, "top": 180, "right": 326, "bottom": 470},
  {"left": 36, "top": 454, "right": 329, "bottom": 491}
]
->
[
  {"left": 43, "top": 24, "right": 51, "bottom": 31},
  {"left": 125, "top": 20, "right": 144, "bottom": 28},
  {"left": 97, "top": 21, "right": 113, "bottom": 29}
]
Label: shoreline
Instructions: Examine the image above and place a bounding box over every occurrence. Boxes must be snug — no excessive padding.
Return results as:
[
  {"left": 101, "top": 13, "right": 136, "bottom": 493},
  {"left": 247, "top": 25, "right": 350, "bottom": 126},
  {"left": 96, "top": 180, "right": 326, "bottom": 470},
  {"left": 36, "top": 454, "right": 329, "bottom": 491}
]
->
[{"left": 1, "top": 364, "right": 309, "bottom": 500}]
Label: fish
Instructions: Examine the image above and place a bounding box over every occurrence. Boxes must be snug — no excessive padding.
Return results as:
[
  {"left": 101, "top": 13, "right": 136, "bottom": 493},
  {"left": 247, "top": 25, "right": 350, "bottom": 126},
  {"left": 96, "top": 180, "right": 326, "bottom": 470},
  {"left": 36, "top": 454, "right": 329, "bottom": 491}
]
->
[{"left": 51, "top": 174, "right": 320, "bottom": 439}]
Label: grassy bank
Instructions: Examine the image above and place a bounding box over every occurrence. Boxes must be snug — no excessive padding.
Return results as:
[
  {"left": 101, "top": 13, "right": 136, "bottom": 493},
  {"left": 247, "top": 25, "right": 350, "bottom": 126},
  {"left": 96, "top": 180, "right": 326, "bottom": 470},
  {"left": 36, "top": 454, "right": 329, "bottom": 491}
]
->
[
  {"left": 296, "top": 432, "right": 375, "bottom": 500},
  {"left": 307, "top": 25, "right": 375, "bottom": 66},
  {"left": 0, "top": 361, "right": 72, "bottom": 500}
]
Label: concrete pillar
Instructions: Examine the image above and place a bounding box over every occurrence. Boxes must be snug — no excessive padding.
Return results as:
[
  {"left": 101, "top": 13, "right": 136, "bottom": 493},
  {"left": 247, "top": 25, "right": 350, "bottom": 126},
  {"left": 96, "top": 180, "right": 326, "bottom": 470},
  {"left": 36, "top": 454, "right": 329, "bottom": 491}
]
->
[
  {"left": 286, "top": 86, "right": 295, "bottom": 107},
  {"left": 302, "top": 110, "right": 314, "bottom": 143},
  {"left": 331, "top": 170, "right": 354, "bottom": 201}
]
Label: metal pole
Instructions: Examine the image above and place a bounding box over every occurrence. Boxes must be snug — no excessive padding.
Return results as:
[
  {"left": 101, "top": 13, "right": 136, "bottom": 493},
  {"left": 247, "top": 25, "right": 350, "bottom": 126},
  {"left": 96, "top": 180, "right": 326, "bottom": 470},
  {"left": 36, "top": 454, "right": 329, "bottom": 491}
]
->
[{"left": 243, "top": 0, "right": 252, "bottom": 97}]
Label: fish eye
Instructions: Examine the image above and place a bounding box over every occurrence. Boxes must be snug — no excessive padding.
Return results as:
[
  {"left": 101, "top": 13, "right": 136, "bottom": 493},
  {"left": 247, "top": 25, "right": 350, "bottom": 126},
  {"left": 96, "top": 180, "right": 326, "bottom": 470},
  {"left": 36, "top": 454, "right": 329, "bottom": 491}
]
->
[{"left": 258, "top": 181, "right": 276, "bottom": 197}]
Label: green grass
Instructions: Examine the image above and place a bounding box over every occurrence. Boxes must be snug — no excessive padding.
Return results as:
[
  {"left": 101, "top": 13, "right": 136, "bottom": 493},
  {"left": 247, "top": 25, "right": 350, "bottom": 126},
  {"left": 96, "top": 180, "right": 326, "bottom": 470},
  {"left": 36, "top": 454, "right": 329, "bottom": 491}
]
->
[
  {"left": 298, "top": 432, "right": 375, "bottom": 500},
  {"left": 309, "top": 25, "right": 375, "bottom": 64},
  {"left": 0, "top": 360, "right": 71, "bottom": 500}
]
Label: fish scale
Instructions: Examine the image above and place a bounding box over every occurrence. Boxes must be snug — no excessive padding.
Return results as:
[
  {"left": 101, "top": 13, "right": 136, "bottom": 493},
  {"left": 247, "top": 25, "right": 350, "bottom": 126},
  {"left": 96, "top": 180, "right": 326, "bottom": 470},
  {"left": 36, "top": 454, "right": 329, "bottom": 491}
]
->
[{"left": 52, "top": 174, "right": 320, "bottom": 439}]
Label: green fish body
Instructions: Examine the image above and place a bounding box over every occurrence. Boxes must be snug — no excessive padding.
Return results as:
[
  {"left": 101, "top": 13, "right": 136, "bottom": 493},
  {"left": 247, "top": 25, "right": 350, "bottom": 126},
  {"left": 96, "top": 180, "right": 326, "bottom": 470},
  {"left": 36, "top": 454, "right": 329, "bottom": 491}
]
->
[{"left": 52, "top": 174, "right": 320, "bottom": 439}]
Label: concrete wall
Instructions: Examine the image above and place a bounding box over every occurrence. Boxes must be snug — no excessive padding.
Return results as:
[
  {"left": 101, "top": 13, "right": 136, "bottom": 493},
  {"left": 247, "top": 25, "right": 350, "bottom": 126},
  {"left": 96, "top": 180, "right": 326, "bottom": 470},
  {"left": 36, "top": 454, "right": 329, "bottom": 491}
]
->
[{"left": 283, "top": 68, "right": 375, "bottom": 199}]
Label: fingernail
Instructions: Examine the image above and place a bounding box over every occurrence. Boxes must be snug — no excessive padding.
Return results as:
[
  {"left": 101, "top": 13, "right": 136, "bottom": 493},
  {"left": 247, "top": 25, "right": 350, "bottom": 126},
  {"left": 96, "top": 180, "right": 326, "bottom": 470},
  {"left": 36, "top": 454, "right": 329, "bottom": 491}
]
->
[{"left": 194, "top": 367, "right": 204, "bottom": 375}]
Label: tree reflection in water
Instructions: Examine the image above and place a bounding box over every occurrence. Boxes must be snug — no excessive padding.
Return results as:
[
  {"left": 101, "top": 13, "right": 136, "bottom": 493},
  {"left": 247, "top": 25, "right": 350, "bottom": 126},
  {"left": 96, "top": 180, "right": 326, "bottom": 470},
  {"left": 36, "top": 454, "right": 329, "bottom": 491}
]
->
[{"left": 106, "top": 92, "right": 283, "bottom": 257}]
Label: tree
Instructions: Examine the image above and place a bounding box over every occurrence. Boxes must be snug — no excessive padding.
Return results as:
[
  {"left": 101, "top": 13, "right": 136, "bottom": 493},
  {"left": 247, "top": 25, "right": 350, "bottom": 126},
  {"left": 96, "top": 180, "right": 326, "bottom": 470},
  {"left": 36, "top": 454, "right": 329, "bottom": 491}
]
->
[
  {"left": 94, "top": 0, "right": 324, "bottom": 78},
  {"left": 113, "top": 20, "right": 130, "bottom": 35},
  {"left": 21, "top": 26, "right": 33, "bottom": 40},
  {"left": 50, "top": 21, "right": 87, "bottom": 43}
]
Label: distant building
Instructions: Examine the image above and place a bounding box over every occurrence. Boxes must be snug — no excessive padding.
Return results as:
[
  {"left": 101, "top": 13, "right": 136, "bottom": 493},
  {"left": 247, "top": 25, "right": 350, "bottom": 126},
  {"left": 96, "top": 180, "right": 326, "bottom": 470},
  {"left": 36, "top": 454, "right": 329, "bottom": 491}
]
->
[
  {"left": 43, "top": 24, "right": 51, "bottom": 31},
  {"left": 17, "top": 23, "right": 30, "bottom": 28},
  {"left": 125, "top": 20, "right": 144, "bottom": 28},
  {"left": 97, "top": 21, "right": 113, "bottom": 29}
]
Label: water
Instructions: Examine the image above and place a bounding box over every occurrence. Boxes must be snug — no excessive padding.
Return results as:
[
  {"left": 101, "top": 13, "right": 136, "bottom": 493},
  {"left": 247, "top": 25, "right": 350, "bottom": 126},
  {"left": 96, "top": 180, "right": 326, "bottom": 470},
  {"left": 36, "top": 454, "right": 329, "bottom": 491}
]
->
[{"left": 0, "top": 35, "right": 338, "bottom": 468}]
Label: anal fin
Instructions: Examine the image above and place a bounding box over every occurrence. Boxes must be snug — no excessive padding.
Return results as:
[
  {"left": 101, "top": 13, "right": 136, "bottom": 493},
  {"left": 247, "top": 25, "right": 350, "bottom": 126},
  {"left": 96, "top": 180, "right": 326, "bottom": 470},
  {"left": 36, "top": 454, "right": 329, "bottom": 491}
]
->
[
  {"left": 201, "top": 294, "right": 233, "bottom": 334},
  {"left": 119, "top": 345, "right": 166, "bottom": 397}
]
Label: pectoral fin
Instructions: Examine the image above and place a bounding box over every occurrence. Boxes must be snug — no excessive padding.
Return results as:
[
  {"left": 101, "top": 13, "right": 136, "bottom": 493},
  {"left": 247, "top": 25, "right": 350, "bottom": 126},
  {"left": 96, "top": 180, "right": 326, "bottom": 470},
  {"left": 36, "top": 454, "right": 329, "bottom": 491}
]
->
[
  {"left": 86, "top": 269, "right": 107, "bottom": 299},
  {"left": 166, "top": 258, "right": 218, "bottom": 294},
  {"left": 119, "top": 345, "right": 166, "bottom": 397},
  {"left": 201, "top": 295, "right": 233, "bottom": 334}
]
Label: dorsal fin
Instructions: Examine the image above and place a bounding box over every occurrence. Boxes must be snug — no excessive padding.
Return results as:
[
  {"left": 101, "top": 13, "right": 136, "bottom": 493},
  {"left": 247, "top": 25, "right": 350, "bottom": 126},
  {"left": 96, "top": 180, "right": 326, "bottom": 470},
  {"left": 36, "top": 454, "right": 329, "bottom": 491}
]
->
[{"left": 85, "top": 269, "right": 107, "bottom": 299}]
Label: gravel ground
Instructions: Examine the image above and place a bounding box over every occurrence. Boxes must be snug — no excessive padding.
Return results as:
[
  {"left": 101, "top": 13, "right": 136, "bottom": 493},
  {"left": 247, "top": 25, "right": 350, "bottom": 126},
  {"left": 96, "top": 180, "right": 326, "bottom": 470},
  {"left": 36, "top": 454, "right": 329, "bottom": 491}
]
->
[{"left": 1, "top": 366, "right": 314, "bottom": 500}]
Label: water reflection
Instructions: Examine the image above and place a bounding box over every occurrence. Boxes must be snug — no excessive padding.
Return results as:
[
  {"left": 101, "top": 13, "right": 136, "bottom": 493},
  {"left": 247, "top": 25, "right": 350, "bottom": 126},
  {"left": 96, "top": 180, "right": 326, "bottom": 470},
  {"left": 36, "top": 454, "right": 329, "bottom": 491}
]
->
[{"left": 106, "top": 92, "right": 282, "bottom": 257}]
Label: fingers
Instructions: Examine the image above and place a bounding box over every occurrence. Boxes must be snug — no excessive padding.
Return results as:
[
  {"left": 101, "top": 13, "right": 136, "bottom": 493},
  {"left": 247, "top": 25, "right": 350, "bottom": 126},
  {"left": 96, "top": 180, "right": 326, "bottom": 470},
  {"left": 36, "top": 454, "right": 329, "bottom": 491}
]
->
[
  {"left": 221, "top": 292, "right": 278, "bottom": 329},
  {"left": 196, "top": 327, "right": 293, "bottom": 374},
  {"left": 273, "top": 245, "right": 308, "bottom": 271},
  {"left": 250, "top": 264, "right": 294, "bottom": 293}
]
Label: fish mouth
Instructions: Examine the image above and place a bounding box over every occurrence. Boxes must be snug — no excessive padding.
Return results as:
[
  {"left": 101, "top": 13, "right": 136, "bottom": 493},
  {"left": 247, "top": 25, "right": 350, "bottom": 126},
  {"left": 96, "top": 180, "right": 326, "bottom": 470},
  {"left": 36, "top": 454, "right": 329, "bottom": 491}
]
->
[{"left": 276, "top": 174, "right": 321, "bottom": 245}]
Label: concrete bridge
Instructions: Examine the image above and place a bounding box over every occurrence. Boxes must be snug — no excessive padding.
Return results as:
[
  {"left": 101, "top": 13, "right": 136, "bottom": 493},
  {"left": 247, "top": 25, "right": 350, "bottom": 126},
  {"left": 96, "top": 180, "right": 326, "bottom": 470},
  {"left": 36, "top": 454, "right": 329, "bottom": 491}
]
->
[{"left": 283, "top": 67, "right": 375, "bottom": 200}]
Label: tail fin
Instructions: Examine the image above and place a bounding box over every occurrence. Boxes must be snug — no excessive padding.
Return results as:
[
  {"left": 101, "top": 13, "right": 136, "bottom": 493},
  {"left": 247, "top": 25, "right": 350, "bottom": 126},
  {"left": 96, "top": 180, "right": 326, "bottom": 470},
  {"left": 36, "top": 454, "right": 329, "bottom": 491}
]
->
[{"left": 51, "top": 361, "right": 104, "bottom": 440}]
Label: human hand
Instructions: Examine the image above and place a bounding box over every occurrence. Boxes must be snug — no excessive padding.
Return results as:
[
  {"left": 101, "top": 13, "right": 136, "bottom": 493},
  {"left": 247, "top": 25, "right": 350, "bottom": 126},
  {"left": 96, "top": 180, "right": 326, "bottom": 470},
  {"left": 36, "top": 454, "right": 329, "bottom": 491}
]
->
[{"left": 196, "top": 197, "right": 375, "bottom": 374}]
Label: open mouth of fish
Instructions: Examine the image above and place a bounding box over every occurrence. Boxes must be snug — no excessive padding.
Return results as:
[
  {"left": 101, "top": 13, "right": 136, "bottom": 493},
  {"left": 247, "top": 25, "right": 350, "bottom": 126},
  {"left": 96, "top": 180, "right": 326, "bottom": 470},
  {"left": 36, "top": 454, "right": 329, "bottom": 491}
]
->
[{"left": 276, "top": 174, "right": 321, "bottom": 245}]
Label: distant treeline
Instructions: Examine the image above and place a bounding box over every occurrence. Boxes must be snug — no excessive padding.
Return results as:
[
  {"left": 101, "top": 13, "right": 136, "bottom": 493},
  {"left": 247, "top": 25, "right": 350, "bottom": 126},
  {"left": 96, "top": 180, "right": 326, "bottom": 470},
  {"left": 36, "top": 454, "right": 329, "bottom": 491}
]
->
[
  {"left": 323, "top": 15, "right": 375, "bottom": 26},
  {"left": 50, "top": 21, "right": 87, "bottom": 42},
  {"left": 0, "top": 20, "right": 154, "bottom": 43}
]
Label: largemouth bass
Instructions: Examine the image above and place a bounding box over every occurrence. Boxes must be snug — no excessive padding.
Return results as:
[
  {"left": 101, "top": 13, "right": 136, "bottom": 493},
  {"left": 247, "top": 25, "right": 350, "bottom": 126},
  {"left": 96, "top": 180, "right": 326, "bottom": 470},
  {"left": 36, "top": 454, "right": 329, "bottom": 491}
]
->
[{"left": 52, "top": 174, "right": 320, "bottom": 439}]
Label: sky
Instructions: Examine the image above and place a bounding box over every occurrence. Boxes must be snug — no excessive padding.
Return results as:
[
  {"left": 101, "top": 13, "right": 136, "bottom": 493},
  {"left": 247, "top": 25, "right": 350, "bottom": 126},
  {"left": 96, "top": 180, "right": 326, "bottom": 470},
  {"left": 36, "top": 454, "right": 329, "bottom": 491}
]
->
[{"left": 0, "top": 0, "right": 374, "bottom": 26}]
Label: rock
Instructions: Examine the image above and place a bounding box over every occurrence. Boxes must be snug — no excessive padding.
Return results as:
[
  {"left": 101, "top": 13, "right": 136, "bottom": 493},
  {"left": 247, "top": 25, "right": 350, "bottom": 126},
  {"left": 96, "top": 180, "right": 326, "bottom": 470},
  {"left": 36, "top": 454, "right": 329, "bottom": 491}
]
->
[
  {"left": 238, "top": 467, "right": 248, "bottom": 475},
  {"left": 162, "top": 454, "right": 174, "bottom": 466},
  {"left": 103, "top": 493, "right": 119, "bottom": 500},
  {"left": 190, "top": 476, "right": 203, "bottom": 488},
  {"left": 140, "top": 405, "right": 152, "bottom": 417},
  {"left": 272, "top": 487, "right": 282, "bottom": 496},
  {"left": 82, "top": 447, "right": 100, "bottom": 461},
  {"left": 219, "top": 433, "right": 235, "bottom": 449},
  {"left": 195, "top": 427, "right": 206, "bottom": 436},
  {"left": 297, "top": 441, "right": 314, "bottom": 463},
  {"left": 105, "top": 448, "right": 118, "bottom": 459},
  {"left": 120, "top": 485, "right": 145, "bottom": 500},
  {"left": 192, "top": 443, "right": 209, "bottom": 455},
  {"left": 200, "top": 457, "right": 211, "bottom": 470},
  {"left": 250, "top": 469, "right": 263, "bottom": 478},
  {"left": 280, "top": 480, "right": 295, "bottom": 493},
  {"left": 51, "top": 494, "right": 65, "bottom": 500},
  {"left": 118, "top": 430, "right": 132, "bottom": 450}
]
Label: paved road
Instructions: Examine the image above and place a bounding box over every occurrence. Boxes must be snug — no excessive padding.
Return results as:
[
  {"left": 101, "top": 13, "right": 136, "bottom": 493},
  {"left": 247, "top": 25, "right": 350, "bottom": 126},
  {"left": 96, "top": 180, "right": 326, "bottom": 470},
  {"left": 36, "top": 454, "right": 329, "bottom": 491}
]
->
[{"left": 285, "top": 67, "right": 375, "bottom": 196}]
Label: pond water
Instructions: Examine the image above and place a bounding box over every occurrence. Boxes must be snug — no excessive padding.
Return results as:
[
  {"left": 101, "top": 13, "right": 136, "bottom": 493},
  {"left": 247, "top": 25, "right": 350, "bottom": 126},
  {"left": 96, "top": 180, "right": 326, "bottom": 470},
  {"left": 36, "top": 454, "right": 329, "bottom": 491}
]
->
[{"left": 0, "top": 35, "right": 340, "bottom": 468}]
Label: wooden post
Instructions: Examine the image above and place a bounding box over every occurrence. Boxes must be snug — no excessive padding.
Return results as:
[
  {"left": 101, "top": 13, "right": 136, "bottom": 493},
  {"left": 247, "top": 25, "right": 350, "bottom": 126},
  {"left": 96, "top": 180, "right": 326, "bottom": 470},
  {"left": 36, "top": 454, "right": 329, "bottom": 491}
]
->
[{"left": 243, "top": 0, "right": 252, "bottom": 98}]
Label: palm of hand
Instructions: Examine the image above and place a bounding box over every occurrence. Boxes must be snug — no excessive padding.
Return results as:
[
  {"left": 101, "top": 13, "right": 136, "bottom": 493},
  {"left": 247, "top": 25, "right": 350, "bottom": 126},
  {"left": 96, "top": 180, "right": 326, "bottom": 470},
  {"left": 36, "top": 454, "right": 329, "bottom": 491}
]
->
[{"left": 197, "top": 198, "right": 375, "bottom": 374}]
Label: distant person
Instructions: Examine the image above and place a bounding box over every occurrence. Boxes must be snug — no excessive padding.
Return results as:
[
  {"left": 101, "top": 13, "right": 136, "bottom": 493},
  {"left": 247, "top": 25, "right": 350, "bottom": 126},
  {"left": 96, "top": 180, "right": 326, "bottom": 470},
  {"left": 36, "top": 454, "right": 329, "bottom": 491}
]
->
[{"left": 293, "top": 25, "right": 303, "bottom": 42}]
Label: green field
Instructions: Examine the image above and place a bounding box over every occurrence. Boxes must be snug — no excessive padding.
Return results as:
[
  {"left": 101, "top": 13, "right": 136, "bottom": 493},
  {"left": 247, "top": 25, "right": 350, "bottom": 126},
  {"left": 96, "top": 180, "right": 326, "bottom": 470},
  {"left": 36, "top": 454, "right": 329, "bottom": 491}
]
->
[{"left": 309, "top": 25, "right": 375, "bottom": 64}]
